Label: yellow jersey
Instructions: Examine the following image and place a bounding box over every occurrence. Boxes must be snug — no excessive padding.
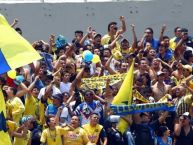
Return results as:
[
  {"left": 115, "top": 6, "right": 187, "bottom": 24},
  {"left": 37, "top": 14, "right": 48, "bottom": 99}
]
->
[
  {"left": 40, "top": 126, "right": 63, "bottom": 145},
  {"left": 101, "top": 34, "right": 121, "bottom": 50},
  {"left": 13, "top": 130, "right": 31, "bottom": 145},
  {"left": 82, "top": 124, "right": 103, "bottom": 144},
  {"left": 61, "top": 126, "right": 89, "bottom": 145},
  {"left": 24, "top": 94, "right": 39, "bottom": 118},
  {"left": 6, "top": 97, "right": 25, "bottom": 124}
]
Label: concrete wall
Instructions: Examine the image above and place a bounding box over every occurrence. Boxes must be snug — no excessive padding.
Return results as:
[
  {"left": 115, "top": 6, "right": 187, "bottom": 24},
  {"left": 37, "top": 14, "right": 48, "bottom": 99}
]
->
[{"left": 0, "top": 0, "right": 192, "bottom": 43}]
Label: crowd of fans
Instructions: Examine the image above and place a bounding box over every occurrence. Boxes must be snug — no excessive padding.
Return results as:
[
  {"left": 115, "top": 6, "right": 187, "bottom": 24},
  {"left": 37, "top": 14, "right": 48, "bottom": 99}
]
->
[{"left": 1, "top": 16, "right": 193, "bottom": 145}]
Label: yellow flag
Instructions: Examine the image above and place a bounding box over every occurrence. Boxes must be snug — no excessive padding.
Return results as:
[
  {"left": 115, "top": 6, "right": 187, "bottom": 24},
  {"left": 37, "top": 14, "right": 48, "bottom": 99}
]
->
[
  {"left": 0, "top": 88, "right": 12, "bottom": 145},
  {"left": 0, "top": 13, "right": 41, "bottom": 74},
  {"left": 133, "top": 90, "right": 150, "bottom": 103},
  {"left": 112, "top": 59, "right": 134, "bottom": 133}
]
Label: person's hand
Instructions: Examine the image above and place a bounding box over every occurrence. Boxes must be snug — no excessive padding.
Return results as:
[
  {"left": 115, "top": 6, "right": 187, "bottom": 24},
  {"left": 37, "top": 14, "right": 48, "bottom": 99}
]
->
[
  {"left": 130, "top": 24, "right": 135, "bottom": 31},
  {"left": 181, "top": 81, "right": 188, "bottom": 88},
  {"left": 49, "top": 34, "right": 55, "bottom": 46},
  {"left": 34, "top": 75, "right": 39, "bottom": 81},
  {"left": 58, "top": 106, "right": 63, "bottom": 113},
  {"left": 22, "top": 126, "right": 28, "bottom": 137},
  {"left": 90, "top": 89, "right": 96, "bottom": 96},
  {"left": 179, "top": 116, "right": 184, "bottom": 126},
  {"left": 156, "top": 58, "right": 162, "bottom": 63},
  {"left": 161, "top": 24, "right": 166, "bottom": 33},
  {"left": 119, "top": 16, "right": 125, "bottom": 21},
  {"left": 14, "top": 19, "right": 18, "bottom": 24},
  {"left": 87, "top": 26, "right": 92, "bottom": 35},
  {"left": 116, "top": 34, "right": 123, "bottom": 40},
  {"left": 59, "top": 54, "right": 67, "bottom": 60}
]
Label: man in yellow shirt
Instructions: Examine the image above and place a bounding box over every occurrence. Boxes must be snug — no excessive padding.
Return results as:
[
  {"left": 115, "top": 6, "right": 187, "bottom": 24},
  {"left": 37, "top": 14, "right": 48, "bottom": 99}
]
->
[
  {"left": 83, "top": 113, "right": 107, "bottom": 145},
  {"left": 5, "top": 86, "right": 25, "bottom": 124},
  {"left": 62, "top": 115, "right": 90, "bottom": 145},
  {"left": 101, "top": 16, "right": 126, "bottom": 50},
  {"left": 24, "top": 76, "right": 40, "bottom": 118},
  {"left": 169, "top": 27, "right": 182, "bottom": 51},
  {"left": 40, "top": 117, "right": 63, "bottom": 145}
]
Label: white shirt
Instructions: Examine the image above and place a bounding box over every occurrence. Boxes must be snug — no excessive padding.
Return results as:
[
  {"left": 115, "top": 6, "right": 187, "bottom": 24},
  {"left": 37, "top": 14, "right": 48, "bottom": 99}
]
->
[
  {"left": 60, "top": 82, "right": 72, "bottom": 93},
  {"left": 38, "top": 85, "right": 61, "bottom": 100}
]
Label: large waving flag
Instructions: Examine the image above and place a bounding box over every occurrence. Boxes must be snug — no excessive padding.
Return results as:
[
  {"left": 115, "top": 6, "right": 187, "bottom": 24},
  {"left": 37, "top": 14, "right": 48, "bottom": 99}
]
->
[
  {"left": 0, "top": 89, "right": 12, "bottom": 145},
  {"left": 112, "top": 59, "right": 134, "bottom": 133},
  {"left": 0, "top": 13, "right": 41, "bottom": 74},
  {"left": 0, "top": 13, "right": 41, "bottom": 145}
]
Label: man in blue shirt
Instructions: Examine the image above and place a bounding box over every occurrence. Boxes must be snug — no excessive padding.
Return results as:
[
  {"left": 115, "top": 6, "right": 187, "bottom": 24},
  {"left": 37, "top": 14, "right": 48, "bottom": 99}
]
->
[
  {"left": 144, "top": 27, "right": 160, "bottom": 51},
  {"left": 45, "top": 93, "right": 63, "bottom": 118}
]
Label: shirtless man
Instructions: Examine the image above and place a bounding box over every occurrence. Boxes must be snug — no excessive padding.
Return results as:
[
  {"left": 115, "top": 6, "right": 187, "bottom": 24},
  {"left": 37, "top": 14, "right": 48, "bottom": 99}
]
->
[
  {"left": 151, "top": 71, "right": 171, "bottom": 101},
  {"left": 134, "top": 58, "right": 149, "bottom": 81}
]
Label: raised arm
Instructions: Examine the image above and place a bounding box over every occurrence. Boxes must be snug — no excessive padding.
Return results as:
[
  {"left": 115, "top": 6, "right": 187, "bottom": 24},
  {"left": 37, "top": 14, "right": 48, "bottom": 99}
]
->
[
  {"left": 138, "top": 33, "right": 147, "bottom": 50},
  {"left": 79, "top": 26, "right": 93, "bottom": 46},
  {"left": 159, "top": 24, "right": 166, "bottom": 41},
  {"left": 104, "top": 55, "right": 117, "bottom": 75},
  {"left": 11, "top": 18, "right": 18, "bottom": 28},
  {"left": 70, "top": 68, "right": 85, "bottom": 93},
  {"left": 108, "top": 34, "right": 123, "bottom": 50},
  {"left": 48, "top": 34, "right": 55, "bottom": 54},
  {"left": 131, "top": 24, "right": 137, "bottom": 49},
  {"left": 28, "top": 75, "right": 39, "bottom": 93},
  {"left": 174, "top": 118, "right": 183, "bottom": 136},
  {"left": 91, "top": 90, "right": 107, "bottom": 104},
  {"left": 116, "top": 16, "right": 127, "bottom": 36},
  {"left": 53, "top": 54, "right": 66, "bottom": 70}
]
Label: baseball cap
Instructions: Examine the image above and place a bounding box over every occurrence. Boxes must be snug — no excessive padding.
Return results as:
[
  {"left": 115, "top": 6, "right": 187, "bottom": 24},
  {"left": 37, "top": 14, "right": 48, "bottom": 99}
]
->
[
  {"left": 52, "top": 94, "right": 63, "bottom": 101},
  {"left": 109, "top": 115, "right": 120, "bottom": 123},
  {"left": 93, "top": 33, "right": 102, "bottom": 39},
  {"left": 121, "top": 38, "right": 129, "bottom": 43},
  {"left": 181, "top": 28, "right": 188, "bottom": 33},
  {"left": 19, "top": 115, "right": 33, "bottom": 125},
  {"left": 157, "top": 71, "right": 165, "bottom": 76},
  {"left": 182, "top": 112, "right": 191, "bottom": 119}
]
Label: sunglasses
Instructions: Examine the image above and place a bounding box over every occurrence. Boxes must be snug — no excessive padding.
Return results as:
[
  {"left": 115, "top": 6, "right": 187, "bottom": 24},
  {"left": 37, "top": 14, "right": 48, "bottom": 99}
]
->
[{"left": 85, "top": 93, "right": 94, "bottom": 97}]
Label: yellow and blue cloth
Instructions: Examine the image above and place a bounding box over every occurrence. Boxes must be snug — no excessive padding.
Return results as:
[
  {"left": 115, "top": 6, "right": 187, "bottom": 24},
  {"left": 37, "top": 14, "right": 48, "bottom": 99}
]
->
[{"left": 0, "top": 13, "right": 41, "bottom": 74}]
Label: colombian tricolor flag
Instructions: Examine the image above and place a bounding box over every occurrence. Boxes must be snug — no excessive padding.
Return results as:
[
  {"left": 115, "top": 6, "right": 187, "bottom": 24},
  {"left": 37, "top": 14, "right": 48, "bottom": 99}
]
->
[{"left": 0, "top": 13, "right": 41, "bottom": 74}]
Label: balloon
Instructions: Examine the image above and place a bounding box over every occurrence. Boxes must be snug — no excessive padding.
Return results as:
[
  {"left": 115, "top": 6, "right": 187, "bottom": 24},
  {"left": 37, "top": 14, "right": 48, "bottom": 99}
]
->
[
  {"left": 55, "top": 35, "right": 67, "bottom": 49},
  {"left": 7, "top": 70, "right": 16, "bottom": 79},
  {"left": 83, "top": 50, "right": 93, "bottom": 62},
  {"left": 92, "top": 54, "right": 100, "bottom": 63},
  {"left": 13, "top": 75, "right": 25, "bottom": 85}
]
